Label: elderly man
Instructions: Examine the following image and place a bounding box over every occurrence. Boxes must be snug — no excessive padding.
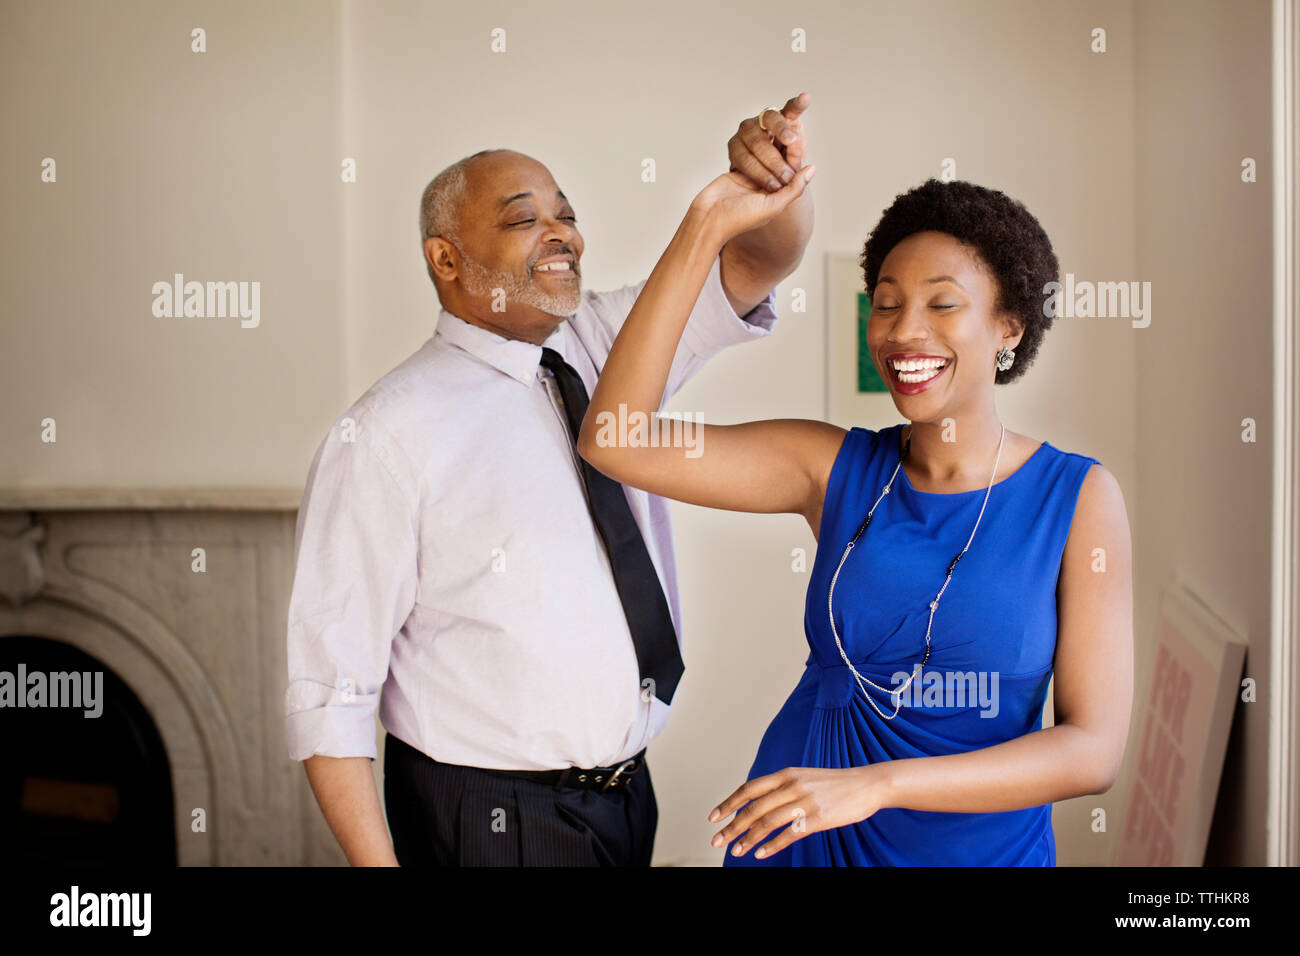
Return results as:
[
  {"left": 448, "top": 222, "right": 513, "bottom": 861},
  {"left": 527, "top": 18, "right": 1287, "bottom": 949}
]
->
[{"left": 284, "top": 93, "right": 814, "bottom": 866}]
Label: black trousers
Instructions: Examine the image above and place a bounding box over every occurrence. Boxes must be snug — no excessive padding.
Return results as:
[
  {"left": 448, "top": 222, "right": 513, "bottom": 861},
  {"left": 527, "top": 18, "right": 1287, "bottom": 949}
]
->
[{"left": 382, "top": 732, "right": 658, "bottom": 866}]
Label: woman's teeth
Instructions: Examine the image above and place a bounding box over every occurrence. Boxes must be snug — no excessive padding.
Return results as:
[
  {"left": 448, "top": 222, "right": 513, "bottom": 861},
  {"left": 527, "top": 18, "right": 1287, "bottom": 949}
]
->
[{"left": 892, "top": 358, "right": 948, "bottom": 384}]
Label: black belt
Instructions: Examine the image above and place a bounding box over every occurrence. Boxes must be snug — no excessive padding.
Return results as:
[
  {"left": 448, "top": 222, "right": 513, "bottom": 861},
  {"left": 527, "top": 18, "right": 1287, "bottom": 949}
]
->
[
  {"left": 473, "top": 749, "right": 647, "bottom": 793},
  {"left": 399, "top": 735, "right": 647, "bottom": 793}
]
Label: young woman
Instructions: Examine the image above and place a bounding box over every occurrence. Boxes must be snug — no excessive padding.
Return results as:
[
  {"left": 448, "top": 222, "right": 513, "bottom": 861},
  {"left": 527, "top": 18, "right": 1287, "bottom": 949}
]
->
[{"left": 577, "top": 170, "right": 1133, "bottom": 866}]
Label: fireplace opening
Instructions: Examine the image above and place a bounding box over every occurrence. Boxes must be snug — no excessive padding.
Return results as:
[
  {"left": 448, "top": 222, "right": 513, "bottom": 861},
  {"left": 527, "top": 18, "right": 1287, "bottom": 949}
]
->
[{"left": 0, "top": 635, "right": 177, "bottom": 865}]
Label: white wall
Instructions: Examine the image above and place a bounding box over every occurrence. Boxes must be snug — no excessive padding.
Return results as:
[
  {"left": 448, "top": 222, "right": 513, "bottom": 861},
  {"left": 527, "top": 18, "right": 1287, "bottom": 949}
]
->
[
  {"left": 1, "top": 0, "right": 346, "bottom": 488},
  {"left": 1127, "top": 0, "right": 1274, "bottom": 866}
]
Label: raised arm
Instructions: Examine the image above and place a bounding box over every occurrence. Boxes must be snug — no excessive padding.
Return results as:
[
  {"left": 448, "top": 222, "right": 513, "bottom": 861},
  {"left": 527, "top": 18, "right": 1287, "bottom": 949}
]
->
[{"left": 576, "top": 168, "right": 845, "bottom": 533}]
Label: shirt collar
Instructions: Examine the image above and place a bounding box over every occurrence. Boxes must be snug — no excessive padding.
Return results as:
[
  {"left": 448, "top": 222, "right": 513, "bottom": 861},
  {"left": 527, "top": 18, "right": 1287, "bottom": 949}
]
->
[{"left": 433, "top": 308, "right": 573, "bottom": 387}]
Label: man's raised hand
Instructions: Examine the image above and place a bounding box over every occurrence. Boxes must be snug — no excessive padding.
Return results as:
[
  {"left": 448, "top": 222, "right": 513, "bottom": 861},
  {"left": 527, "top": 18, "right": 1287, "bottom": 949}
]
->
[{"left": 726, "top": 92, "right": 811, "bottom": 192}]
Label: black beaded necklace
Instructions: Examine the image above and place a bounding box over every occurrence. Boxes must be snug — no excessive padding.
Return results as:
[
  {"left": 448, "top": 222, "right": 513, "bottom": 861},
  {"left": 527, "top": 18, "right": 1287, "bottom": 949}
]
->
[{"left": 825, "top": 423, "right": 1007, "bottom": 719}]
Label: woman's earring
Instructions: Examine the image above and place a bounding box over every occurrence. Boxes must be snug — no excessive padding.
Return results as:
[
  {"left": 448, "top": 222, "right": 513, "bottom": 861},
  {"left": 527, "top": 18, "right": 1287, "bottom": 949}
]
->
[{"left": 995, "top": 347, "right": 1016, "bottom": 372}]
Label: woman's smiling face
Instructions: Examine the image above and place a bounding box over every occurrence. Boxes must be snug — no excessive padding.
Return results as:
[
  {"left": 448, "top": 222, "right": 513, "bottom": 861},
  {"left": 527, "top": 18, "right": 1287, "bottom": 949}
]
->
[{"left": 867, "top": 230, "right": 1024, "bottom": 417}]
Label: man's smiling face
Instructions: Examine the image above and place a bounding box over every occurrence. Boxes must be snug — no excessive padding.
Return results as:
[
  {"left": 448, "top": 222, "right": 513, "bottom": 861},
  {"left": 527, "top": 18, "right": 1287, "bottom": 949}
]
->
[{"left": 426, "top": 150, "right": 586, "bottom": 345}]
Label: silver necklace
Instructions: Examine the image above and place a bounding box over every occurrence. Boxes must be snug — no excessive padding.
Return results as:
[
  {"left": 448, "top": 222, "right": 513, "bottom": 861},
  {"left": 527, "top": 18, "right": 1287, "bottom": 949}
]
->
[{"left": 826, "top": 422, "right": 1006, "bottom": 720}]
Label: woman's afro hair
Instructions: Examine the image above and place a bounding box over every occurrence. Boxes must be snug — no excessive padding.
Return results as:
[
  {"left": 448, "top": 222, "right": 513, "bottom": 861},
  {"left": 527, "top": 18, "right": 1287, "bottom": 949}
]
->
[{"left": 858, "top": 178, "right": 1059, "bottom": 384}]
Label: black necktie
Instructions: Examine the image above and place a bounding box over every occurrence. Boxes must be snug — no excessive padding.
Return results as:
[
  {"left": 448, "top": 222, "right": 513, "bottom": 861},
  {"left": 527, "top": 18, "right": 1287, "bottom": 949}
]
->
[{"left": 539, "top": 347, "right": 685, "bottom": 705}]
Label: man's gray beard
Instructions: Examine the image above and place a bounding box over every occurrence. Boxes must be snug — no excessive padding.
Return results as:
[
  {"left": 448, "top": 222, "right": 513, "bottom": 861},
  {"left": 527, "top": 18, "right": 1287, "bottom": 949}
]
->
[{"left": 453, "top": 240, "right": 581, "bottom": 318}]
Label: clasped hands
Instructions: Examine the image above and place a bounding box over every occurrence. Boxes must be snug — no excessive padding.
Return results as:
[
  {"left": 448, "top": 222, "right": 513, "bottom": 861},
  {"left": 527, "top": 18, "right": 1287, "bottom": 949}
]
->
[{"left": 692, "top": 91, "right": 817, "bottom": 246}]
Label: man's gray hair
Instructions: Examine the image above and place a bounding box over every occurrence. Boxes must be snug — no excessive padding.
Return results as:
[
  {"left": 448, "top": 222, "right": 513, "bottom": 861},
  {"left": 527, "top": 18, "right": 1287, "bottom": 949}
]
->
[{"left": 418, "top": 149, "right": 499, "bottom": 285}]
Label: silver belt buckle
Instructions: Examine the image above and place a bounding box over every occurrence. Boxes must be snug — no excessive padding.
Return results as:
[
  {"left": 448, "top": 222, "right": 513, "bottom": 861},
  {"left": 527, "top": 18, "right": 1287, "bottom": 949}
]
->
[{"left": 601, "top": 758, "right": 637, "bottom": 792}]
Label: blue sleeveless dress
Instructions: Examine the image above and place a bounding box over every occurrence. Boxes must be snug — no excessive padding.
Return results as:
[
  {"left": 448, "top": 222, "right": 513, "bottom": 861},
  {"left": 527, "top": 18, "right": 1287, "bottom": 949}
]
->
[{"left": 723, "top": 423, "right": 1100, "bottom": 867}]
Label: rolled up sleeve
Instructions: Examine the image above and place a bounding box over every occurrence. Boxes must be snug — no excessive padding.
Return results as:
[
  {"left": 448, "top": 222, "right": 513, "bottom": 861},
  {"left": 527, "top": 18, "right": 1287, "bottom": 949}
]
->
[
  {"left": 284, "top": 415, "right": 419, "bottom": 761},
  {"left": 679, "top": 253, "right": 778, "bottom": 360},
  {"left": 575, "top": 253, "right": 779, "bottom": 403}
]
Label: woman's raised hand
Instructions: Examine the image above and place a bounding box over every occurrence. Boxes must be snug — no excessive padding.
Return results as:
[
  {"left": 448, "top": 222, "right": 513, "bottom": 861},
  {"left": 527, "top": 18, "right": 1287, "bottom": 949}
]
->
[{"left": 689, "top": 165, "right": 815, "bottom": 246}]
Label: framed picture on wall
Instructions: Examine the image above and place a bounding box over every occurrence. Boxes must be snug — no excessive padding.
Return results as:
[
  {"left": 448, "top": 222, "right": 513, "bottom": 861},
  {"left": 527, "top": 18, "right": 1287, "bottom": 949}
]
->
[
  {"left": 824, "top": 253, "right": 893, "bottom": 429},
  {"left": 1112, "top": 582, "right": 1248, "bottom": 866}
]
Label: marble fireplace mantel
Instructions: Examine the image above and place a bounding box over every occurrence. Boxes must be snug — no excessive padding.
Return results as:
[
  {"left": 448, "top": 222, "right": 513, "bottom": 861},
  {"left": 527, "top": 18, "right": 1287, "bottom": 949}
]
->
[
  {"left": 0, "top": 487, "right": 345, "bottom": 865},
  {"left": 0, "top": 487, "right": 303, "bottom": 511}
]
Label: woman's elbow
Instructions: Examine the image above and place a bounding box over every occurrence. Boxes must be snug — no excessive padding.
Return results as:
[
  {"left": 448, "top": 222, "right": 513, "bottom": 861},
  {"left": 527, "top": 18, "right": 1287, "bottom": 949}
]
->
[
  {"left": 1063, "top": 724, "right": 1125, "bottom": 795},
  {"left": 577, "top": 412, "right": 615, "bottom": 469},
  {"left": 1088, "top": 768, "right": 1119, "bottom": 796},
  {"left": 1082, "top": 745, "right": 1125, "bottom": 795},
  {"left": 578, "top": 406, "right": 651, "bottom": 483},
  {"left": 576, "top": 421, "right": 600, "bottom": 466}
]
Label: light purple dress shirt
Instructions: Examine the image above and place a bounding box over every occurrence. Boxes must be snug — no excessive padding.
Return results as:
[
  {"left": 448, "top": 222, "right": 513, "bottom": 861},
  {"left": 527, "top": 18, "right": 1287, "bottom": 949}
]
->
[{"left": 285, "top": 254, "right": 777, "bottom": 769}]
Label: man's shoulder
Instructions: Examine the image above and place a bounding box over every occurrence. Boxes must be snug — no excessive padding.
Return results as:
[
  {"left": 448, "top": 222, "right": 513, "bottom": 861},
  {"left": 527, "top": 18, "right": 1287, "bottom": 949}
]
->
[
  {"left": 329, "top": 337, "right": 466, "bottom": 463},
  {"left": 565, "top": 276, "right": 652, "bottom": 358},
  {"left": 580, "top": 275, "right": 648, "bottom": 313},
  {"left": 346, "top": 334, "right": 476, "bottom": 422}
]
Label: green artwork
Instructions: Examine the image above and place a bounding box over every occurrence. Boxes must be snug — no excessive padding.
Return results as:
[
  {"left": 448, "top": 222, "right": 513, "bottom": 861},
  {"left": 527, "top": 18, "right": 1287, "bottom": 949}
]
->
[{"left": 857, "top": 292, "right": 886, "bottom": 392}]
